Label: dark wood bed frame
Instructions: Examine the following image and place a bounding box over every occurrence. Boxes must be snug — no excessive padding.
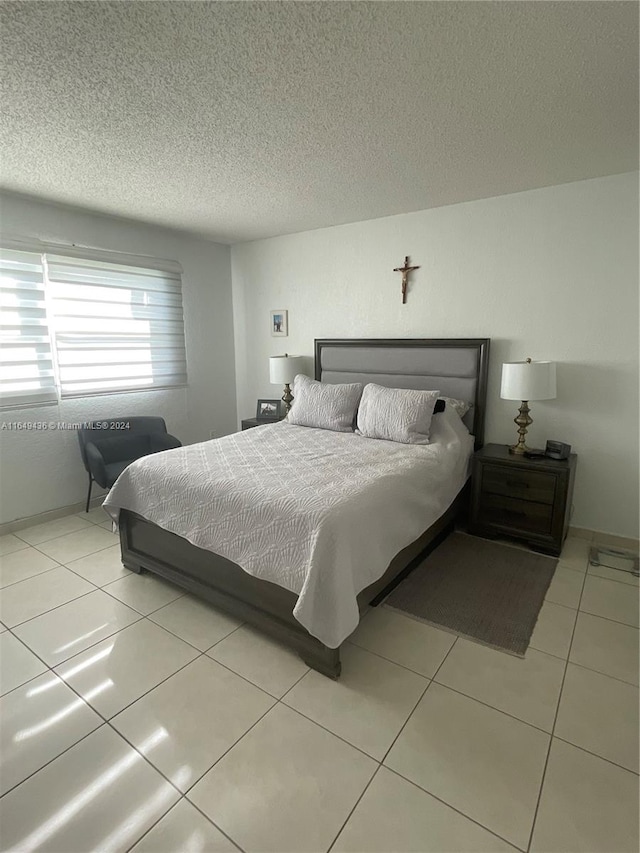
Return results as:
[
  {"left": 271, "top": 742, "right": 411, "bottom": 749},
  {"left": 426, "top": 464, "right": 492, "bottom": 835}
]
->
[{"left": 119, "top": 338, "right": 490, "bottom": 678}]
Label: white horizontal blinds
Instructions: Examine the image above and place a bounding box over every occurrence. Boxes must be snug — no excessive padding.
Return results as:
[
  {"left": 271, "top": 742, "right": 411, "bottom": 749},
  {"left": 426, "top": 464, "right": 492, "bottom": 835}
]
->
[
  {"left": 0, "top": 249, "right": 58, "bottom": 408},
  {"left": 45, "top": 255, "right": 187, "bottom": 397}
]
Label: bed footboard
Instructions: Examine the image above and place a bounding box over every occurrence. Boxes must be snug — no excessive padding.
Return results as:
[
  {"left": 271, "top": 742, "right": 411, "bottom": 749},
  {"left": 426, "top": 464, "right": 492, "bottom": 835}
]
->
[
  {"left": 119, "top": 509, "right": 342, "bottom": 678},
  {"left": 118, "top": 487, "right": 466, "bottom": 680}
]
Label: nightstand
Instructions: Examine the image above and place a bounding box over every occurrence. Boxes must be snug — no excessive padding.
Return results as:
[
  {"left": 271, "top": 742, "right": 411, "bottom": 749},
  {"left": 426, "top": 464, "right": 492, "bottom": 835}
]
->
[
  {"left": 241, "top": 417, "right": 284, "bottom": 430},
  {"left": 469, "top": 443, "right": 577, "bottom": 556}
]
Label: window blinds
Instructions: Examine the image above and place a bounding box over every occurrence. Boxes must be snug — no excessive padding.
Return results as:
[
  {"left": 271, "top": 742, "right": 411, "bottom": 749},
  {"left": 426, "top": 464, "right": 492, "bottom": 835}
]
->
[
  {"left": 45, "top": 255, "right": 187, "bottom": 397},
  {"left": 0, "top": 249, "right": 58, "bottom": 408}
]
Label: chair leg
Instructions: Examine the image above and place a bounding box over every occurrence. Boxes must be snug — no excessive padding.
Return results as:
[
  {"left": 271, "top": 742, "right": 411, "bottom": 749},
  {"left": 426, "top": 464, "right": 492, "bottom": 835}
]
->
[{"left": 85, "top": 475, "right": 93, "bottom": 513}]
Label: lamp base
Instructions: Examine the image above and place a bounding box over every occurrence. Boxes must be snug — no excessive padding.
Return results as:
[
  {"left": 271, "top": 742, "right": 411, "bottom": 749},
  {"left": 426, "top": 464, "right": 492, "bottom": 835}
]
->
[
  {"left": 282, "top": 383, "right": 293, "bottom": 414},
  {"left": 509, "top": 400, "right": 532, "bottom": 454}
]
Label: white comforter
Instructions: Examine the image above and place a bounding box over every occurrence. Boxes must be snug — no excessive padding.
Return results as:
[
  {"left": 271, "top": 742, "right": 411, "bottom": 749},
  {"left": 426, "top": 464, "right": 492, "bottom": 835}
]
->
[{"left": 104, "top": 408, "right": 473, "bottom": 648}]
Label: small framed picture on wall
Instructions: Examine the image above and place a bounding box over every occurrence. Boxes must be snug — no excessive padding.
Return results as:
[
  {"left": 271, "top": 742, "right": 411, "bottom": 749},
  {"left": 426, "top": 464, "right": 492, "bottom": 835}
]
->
[{"left": 270, "top": 309, "right": 288, "bottom": 337}]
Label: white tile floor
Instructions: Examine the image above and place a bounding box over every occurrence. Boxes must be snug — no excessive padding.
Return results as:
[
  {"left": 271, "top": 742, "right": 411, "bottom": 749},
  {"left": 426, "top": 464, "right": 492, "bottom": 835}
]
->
[{"left": 0, "top": 511, "right": 638, "bottom": 853}]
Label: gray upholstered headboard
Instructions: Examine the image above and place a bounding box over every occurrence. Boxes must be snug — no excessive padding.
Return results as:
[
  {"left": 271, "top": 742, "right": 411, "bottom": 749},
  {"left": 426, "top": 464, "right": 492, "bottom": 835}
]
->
[{"left": 314, "top": 338, "right": 490, "bottom": 449}]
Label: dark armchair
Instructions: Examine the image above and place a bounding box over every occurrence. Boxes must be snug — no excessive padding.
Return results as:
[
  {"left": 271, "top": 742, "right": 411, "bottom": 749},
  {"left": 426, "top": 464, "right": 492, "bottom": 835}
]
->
[{"left": 77, "top": 416, "right": 182, "bottom": 512}]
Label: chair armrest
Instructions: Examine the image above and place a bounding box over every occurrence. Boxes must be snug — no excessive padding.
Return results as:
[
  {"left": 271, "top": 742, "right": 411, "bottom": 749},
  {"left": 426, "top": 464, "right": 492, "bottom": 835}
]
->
[
  {"left": 149, "top": 433, "right": 182, "bottom": 453},
  {"left": 85, "top": 441, "right": 109, "bottom": 488}
]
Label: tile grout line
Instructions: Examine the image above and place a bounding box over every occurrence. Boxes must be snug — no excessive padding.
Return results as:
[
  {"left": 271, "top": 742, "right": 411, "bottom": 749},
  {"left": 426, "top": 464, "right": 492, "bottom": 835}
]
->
[
  {"left": 4, "top": 564, "right": 193, "bottom": 674},
  {"left": 0, "top": 544, "right": 31, "bottom": 558},
  {"left": 7, "top": 600, "right": 630, "bottom": 808},
  {"left": 29, "top": 536, "right": 116, "bottom": 564},
  {"left": 325, "top": 635, "right": 523, "bottom": 853},
  {"left": 0, "top": 721, "right": 108, "bottom": 801},
  {"left": 345, "top": 636, "right": 450, "bottom": 680},
  {"left": 2, "top": 533, "right": 120, "bottom": 593},
  {"left": 10, "top": 600, "right": 402, "bottom": 794},
  {"left": 362, "top": 628, "right": 559, "bottom": 852},
  {"left": 3, "top": 615, "right": 250, "bottom": 851},
  {"left": 4, "top": 584, "right": 259, "bottom": 701},
  {"left": 6, "top": 615, "right": 205, "bottom": 745},
  {"left": 383, "top": 764, "right": 528, "bottom": 853},
  {"left": 537, "top": 595, "right": 639, "bottom": 632},
  {"left": 96, "top": 584, "right": 186, "bottom": 619},
  {"left": 181, "top": 696, "right": 278, "bottom": 797},
  {"left": 154, "top": 617, "right": 290, "bottom": 704},
  {"left": 562, "top": 657, "right": 639, "bottom": 689},
  {"left": 1, "top": 564, "right": 63, "bottom": 591},
  {"left": 428, "top": 678, "right": 556, "bottom": 737},
  {"left": 551, "top": 735, "right": 640, "bottom": 778},
  {"left": 2, "top": 560, "right": 66, "bottom": 589},
  {"left": 4, "top": 587, "right": 99, "bottom": 631},
  {"left": 524, "top": 555, "right": 591, "bottom": 853},
  {"left": 379, "top": 636, "right": 459, "bottom": 767},
  {"left": 0, "top": 624, "right": 118, "bottom": 799},
  {"left": 12, "top": 611, "right": 147, "bottom": 669},
  {"left": 584, "top": 568, "right": 640, "bottom": 588},
  {"left": 175, "top": 799, "right": 246, "bottom": 853},
  {"left": 45, "top": 612, "right": 279, "bottom": 788},
  {"left": 0, "top": 628, "right": 57, "bottom": 699},
  {"left": 277, "top": 702, "right": 387, "bottom": 767},
  {"left": 147, "top": 615, "right": 246, "bottom": 658},
  {"left": 576, "top": 606, "right": 639, "bottom": 630},
  {"left": 177, "top": 643, "right": 431, "bottom": 850},
  {"left": 347, "top": 603, "right": 631, "bottom": 684},
  {"left": 326, "top": 765, "right": 383, "bottom": 853},
  {"left": 2, "top": 533, "right": 123, "bottom": 594},
  {"left": 13, "top": 521, "right": 105, "bottom": 547},
  {"left": 5, "top": 672, "right": 218, "bottom": 849},
  {"left": 2, "top": 641, "right": 240, "bottom": 852},
  {"left": 276, "top": 661, "right": 313, "bottom": 703},
  {"left": 3, "top": 527, "right": 634, "bottom": 850}
]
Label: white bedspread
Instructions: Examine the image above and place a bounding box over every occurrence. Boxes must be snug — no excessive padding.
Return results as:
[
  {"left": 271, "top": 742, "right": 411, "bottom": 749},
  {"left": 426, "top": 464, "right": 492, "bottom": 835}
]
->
[{"left": 104, "top": 409, "right": 473, "bottom": 648}]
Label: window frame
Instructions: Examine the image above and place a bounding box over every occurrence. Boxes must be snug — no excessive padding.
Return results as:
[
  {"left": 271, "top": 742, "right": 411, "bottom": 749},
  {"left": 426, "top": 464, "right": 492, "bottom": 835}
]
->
[{"left": 0, "top": 242, "right": 187, "bottom": 410}]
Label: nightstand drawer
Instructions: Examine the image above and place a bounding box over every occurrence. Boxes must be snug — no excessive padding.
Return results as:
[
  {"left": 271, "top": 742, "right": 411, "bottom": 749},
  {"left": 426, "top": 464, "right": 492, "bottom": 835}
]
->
[
  {"left": 477, "top": 493, "right": 553, "bottom": 535},
  {"left": 481, "top": 464, "right": 555, "bottom": 505}
]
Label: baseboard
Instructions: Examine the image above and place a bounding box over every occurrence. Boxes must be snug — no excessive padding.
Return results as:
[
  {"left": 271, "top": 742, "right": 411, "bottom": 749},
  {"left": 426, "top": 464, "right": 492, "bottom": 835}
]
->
[
  {"left": 569, "top": 526, "right": 639, "bottom": 552},
  {"left": 0, "top": 492, "right": 109, "bottom": 536},
  {"left": 568, "top": 526, "right": 594, "bottom": 541}
]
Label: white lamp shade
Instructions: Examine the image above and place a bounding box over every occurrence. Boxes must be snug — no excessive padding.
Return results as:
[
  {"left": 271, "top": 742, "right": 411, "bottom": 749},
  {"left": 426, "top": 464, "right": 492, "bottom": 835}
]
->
[
  {"left": 500, "top": 361, "right": 556, "bottom": 401},
  {"left": 269, "top": 355, "right": 305, "bottom": 385}
]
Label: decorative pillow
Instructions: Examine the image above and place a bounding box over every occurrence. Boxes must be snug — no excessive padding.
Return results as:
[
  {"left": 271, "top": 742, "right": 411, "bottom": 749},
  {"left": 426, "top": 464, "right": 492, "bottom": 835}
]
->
[
  {"left": 286, "top": 374, "right": 363, "bottom": 432},
  {"left": 440, "top": 396, "right": 472, "bottom": 418},
  {"left": 356, "top": 384, "right": 440, "bottom": 444}
]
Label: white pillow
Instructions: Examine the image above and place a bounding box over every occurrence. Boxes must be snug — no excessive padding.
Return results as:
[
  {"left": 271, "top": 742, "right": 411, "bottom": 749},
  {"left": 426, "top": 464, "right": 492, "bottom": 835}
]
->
[
  {"left": 356, "top": 384, "right": 440, "bottom": 444},
  {"left": 441, "top": 396, "right": 472, "bottom": 418},
  {"left": 287, "top": 374, "right": 363, "bottom": 432}
]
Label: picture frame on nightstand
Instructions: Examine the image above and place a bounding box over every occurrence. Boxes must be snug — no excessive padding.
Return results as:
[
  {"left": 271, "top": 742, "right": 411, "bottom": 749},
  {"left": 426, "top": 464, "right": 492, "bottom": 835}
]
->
[{"left": 256, "top": 399, "right": 282, "bottom": 420}]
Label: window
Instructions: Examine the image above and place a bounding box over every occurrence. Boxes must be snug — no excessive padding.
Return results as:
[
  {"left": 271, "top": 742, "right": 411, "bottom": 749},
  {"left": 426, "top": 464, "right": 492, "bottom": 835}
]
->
[
  {"left": 0, "top": 249, "right": 58, "bottom": 408},
  {"left": 0, "top": 247, "right": 187, "bottom": 408}
]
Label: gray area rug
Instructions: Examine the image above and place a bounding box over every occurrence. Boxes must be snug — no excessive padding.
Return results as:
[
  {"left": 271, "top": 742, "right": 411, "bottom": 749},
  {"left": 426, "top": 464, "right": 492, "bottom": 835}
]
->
[{"left": 384, "top": 532, "right": 558, "bottom": 656}]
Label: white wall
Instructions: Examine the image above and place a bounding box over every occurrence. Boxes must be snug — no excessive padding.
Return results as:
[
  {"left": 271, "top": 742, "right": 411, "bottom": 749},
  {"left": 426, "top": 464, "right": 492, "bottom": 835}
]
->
[
  {"left": 0, "top": 193, "right": 236, "bottom": 524},
  {"left": 232, "top": 173, "right": 639, "bottom": 539}
]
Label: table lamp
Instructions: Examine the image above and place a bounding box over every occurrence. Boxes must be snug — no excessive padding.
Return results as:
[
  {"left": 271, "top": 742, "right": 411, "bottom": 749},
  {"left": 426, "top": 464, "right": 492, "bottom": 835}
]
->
[
  {"left": 500, "top": 358, "right": 556, "bottom": 454},
  {"left": 269, "top": 354, "right": 305, "bottom": 414}
]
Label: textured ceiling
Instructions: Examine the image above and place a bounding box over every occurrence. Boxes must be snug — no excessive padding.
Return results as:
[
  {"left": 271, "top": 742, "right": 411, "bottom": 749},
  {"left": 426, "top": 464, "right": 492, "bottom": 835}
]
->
[{"left": 0, "top": 1, "right": 637, "bottom": 244}]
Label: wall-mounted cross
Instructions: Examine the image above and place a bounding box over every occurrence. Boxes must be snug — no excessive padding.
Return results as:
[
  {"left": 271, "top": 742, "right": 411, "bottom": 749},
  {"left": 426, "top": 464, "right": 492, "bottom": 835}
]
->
[{"left": 393, "top": 256, "right": 420, "bottom": 304}]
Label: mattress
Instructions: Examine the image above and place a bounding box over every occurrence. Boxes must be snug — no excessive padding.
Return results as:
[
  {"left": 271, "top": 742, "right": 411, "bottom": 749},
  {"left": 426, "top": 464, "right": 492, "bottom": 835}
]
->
[{"left": 104, "top": 407, "right": 474, "bottom": 647}]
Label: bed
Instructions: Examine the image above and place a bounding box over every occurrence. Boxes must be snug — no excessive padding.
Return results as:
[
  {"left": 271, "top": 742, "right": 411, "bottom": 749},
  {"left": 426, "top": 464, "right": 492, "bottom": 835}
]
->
[{"left": 109, "top": 338, "right": 489, "bottom": 677}]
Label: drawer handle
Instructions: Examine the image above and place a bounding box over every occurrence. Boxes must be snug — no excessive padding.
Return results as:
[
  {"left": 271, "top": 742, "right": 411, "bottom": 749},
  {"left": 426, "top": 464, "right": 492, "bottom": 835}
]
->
[
  {"left": 505, "top": 479, "right": 529, "bottom": 489},
  {"left": 504, "top": 508, "right": 527, "bottom": 519}
]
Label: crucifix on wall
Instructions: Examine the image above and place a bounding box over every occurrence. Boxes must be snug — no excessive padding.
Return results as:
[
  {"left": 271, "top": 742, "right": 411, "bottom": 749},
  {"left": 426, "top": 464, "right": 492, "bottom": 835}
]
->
[{"left": 393, "top": 256, "right": 420, "bottom": 304}]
